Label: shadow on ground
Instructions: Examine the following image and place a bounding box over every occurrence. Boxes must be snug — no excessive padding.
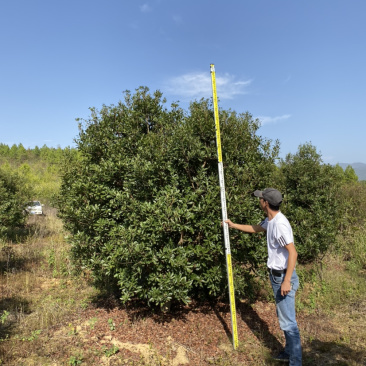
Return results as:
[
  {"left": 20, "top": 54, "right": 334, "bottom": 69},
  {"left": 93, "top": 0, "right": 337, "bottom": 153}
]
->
[
  {"left": 87, "top": 293, "right": 366, "bottom": 365},
  {"left": 0, "top": 296, "right": 32, "bottom": 339},
  {"left": 301, "top": 339, "right": 366, "bottom": 366}
]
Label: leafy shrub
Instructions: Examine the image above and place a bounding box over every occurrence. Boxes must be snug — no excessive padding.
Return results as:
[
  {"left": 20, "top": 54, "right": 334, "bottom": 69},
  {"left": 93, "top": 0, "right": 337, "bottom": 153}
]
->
[
  {"left": 336, "top": 180, "right": 366, "bottom": 232},
  {"left": 279, "top": 143, "right": 342, "bottom": 262},
  {"left": 0, "top": 167, "right": 29, "bottom": 239},
  {"left": 57, "top": 87, "right": 279, "bottom": 306}
]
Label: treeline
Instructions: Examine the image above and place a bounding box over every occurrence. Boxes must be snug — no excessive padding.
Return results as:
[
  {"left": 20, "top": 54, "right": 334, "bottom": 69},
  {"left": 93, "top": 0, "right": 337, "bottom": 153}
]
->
[
  {"left": 0, "top": 144, "right": 78, "bottom": 239},
  {"left": 0, "top": 143, "right": 77, "bottom": 165}
]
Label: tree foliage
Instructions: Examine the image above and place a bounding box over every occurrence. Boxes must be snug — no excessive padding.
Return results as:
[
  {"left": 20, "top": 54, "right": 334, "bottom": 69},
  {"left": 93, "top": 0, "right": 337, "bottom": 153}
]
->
[
  {"left": 0, "top": 168, "right": 28, "bottom": 239},
  {"left": 336, "top": 180, "right": 366, "bottom": 232},
  {"left": 57, "top": 87, "right": 280, "bottom": 306},
  {"left": 0, "top": 143, "right": 71, "bottom": 164},
  {"left": 343, "top": 165, "right": 359, "bottom": 183},
  {"left": 0, "top": 143, "right": 78, "bottom": 204},
  {"left": 279, "top": 143, "right": 342, "bottom": 262}
]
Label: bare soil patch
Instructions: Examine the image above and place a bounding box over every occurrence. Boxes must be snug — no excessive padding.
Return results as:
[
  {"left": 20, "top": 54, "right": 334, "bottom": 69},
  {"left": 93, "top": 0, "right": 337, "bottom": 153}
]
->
[{"left": 3, "top": 295, "right": 364, "bottom": 365}]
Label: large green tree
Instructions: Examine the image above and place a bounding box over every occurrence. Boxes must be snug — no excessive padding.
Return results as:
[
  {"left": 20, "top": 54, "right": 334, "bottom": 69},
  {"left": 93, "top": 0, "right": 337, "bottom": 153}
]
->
[
  {"left": 58, "top": 87, "right": 279, "bottom": 307},
  {"left": 279, "top": 143, "right": 342, "bottom": 262}
]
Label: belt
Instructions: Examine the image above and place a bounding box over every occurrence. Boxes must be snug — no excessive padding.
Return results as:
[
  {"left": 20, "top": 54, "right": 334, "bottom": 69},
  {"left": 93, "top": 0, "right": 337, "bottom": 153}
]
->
[{"left": 268, "top": 268, "right": 287, "bottom": 276}]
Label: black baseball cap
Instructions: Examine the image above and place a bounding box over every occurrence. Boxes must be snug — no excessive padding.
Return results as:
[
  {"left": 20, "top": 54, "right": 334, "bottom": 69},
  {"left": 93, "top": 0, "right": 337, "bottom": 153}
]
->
[{"left": 254, "top": 188, "right": 283, "bottom": 206}]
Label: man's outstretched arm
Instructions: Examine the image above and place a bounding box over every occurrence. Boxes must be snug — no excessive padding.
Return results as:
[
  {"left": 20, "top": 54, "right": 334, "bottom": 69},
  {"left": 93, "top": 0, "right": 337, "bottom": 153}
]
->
[{"left": 224, "top": 219, "right": 266, "bottom": 233}]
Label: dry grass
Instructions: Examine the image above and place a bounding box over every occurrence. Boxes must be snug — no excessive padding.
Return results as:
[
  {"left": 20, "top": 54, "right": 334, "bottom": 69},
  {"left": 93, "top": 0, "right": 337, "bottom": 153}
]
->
[
  {"left": 1, "top": 215, "right": 366, "bottom": 365},
  {"left": 0, "top": 213, "right": 98, "bottom": 364}
]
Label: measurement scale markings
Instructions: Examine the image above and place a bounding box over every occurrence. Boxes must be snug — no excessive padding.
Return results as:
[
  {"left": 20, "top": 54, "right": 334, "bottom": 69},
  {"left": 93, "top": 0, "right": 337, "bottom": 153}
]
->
[{"left": 210, "top": 64, "right": 239, "bottom": 349}]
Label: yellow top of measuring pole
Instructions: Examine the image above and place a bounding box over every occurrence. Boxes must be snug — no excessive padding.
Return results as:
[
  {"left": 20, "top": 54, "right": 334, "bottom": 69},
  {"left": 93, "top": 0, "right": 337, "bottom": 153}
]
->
[{"left": 210, "top": 64, "right": 223, "bottom": 163}]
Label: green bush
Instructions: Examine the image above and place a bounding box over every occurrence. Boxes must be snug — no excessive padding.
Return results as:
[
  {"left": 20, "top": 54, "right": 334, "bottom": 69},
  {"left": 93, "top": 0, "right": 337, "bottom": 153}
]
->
[
  {"left": 336, "top": 181, "right": 366, "bottom": 232},
  {"left": 57, "top": 87, "right": 279, "bottom": 306},
  {"left": 279, "top": 143, "right": 342, "bottom": 262},
  {"left": 0, "top": 168, "right": 29, "bottom": 239}
]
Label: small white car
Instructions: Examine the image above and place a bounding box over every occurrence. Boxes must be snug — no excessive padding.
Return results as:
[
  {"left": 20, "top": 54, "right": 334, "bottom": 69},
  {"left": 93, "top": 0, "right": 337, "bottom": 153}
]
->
[{"left": 26, "top": 201, "right": 44, "bottom": 215}]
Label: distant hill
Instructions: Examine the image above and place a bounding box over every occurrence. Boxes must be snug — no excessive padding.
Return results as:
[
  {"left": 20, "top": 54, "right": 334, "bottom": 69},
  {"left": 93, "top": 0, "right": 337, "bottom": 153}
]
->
[{"left": 338, "top": 162, "right": 366, "bottom": 181}]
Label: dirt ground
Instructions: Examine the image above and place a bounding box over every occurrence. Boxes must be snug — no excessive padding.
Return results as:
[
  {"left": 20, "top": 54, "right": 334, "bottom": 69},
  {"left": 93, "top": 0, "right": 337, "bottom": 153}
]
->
[
  {"left": 5, "top": 296, "right": 363, "bottom": 366},
  {"left": 28, "top": 298, "right": 285, "bottom": 365}
]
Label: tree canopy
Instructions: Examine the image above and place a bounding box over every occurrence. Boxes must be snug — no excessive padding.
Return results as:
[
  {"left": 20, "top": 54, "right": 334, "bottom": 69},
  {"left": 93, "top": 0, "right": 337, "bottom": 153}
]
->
[
  {"left": 56, "top": 87, "right": 352, "bottom": 307},
  {"left": 57, "top": 87, "right": 280, "bottom": 306},
  {"left": 279, "top": 143, "right": 342, "bottom": 262}
]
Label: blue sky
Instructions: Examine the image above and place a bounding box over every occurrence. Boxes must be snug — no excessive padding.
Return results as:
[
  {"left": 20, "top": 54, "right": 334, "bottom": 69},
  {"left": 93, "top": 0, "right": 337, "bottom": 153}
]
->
[{"left": 1, "top": 0, "right": 365, "bottom": 164}]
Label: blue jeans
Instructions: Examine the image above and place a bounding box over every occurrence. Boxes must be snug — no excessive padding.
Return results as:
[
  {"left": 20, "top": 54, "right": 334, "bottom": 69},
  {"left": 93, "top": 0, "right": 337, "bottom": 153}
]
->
[{"left": 269, "top": 269, "right": 302, "bottom": 365}]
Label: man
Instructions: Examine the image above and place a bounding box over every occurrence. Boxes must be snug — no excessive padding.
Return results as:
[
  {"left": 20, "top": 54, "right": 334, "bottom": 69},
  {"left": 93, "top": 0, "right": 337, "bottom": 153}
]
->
[{"left": 225, "top": 188, "right": 302, "bottom": 365}]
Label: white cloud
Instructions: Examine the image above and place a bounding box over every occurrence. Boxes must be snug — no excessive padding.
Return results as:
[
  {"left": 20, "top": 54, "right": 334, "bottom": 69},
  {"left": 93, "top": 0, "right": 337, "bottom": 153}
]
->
[
  {"left": 256, "top": 114, "right": 291, "bottom": 125},
  {"left": 165, "top": 71, "right": 251, "bottom": 100},
  {"left": 140, "top": 3, "right": 152, "bottom": 13}
]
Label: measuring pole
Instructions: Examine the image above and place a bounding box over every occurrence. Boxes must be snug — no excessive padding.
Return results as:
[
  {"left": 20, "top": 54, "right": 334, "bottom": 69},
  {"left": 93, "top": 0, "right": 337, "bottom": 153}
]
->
[{"left": 210, "top": 64, "right": 239, "bottom": 350}]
